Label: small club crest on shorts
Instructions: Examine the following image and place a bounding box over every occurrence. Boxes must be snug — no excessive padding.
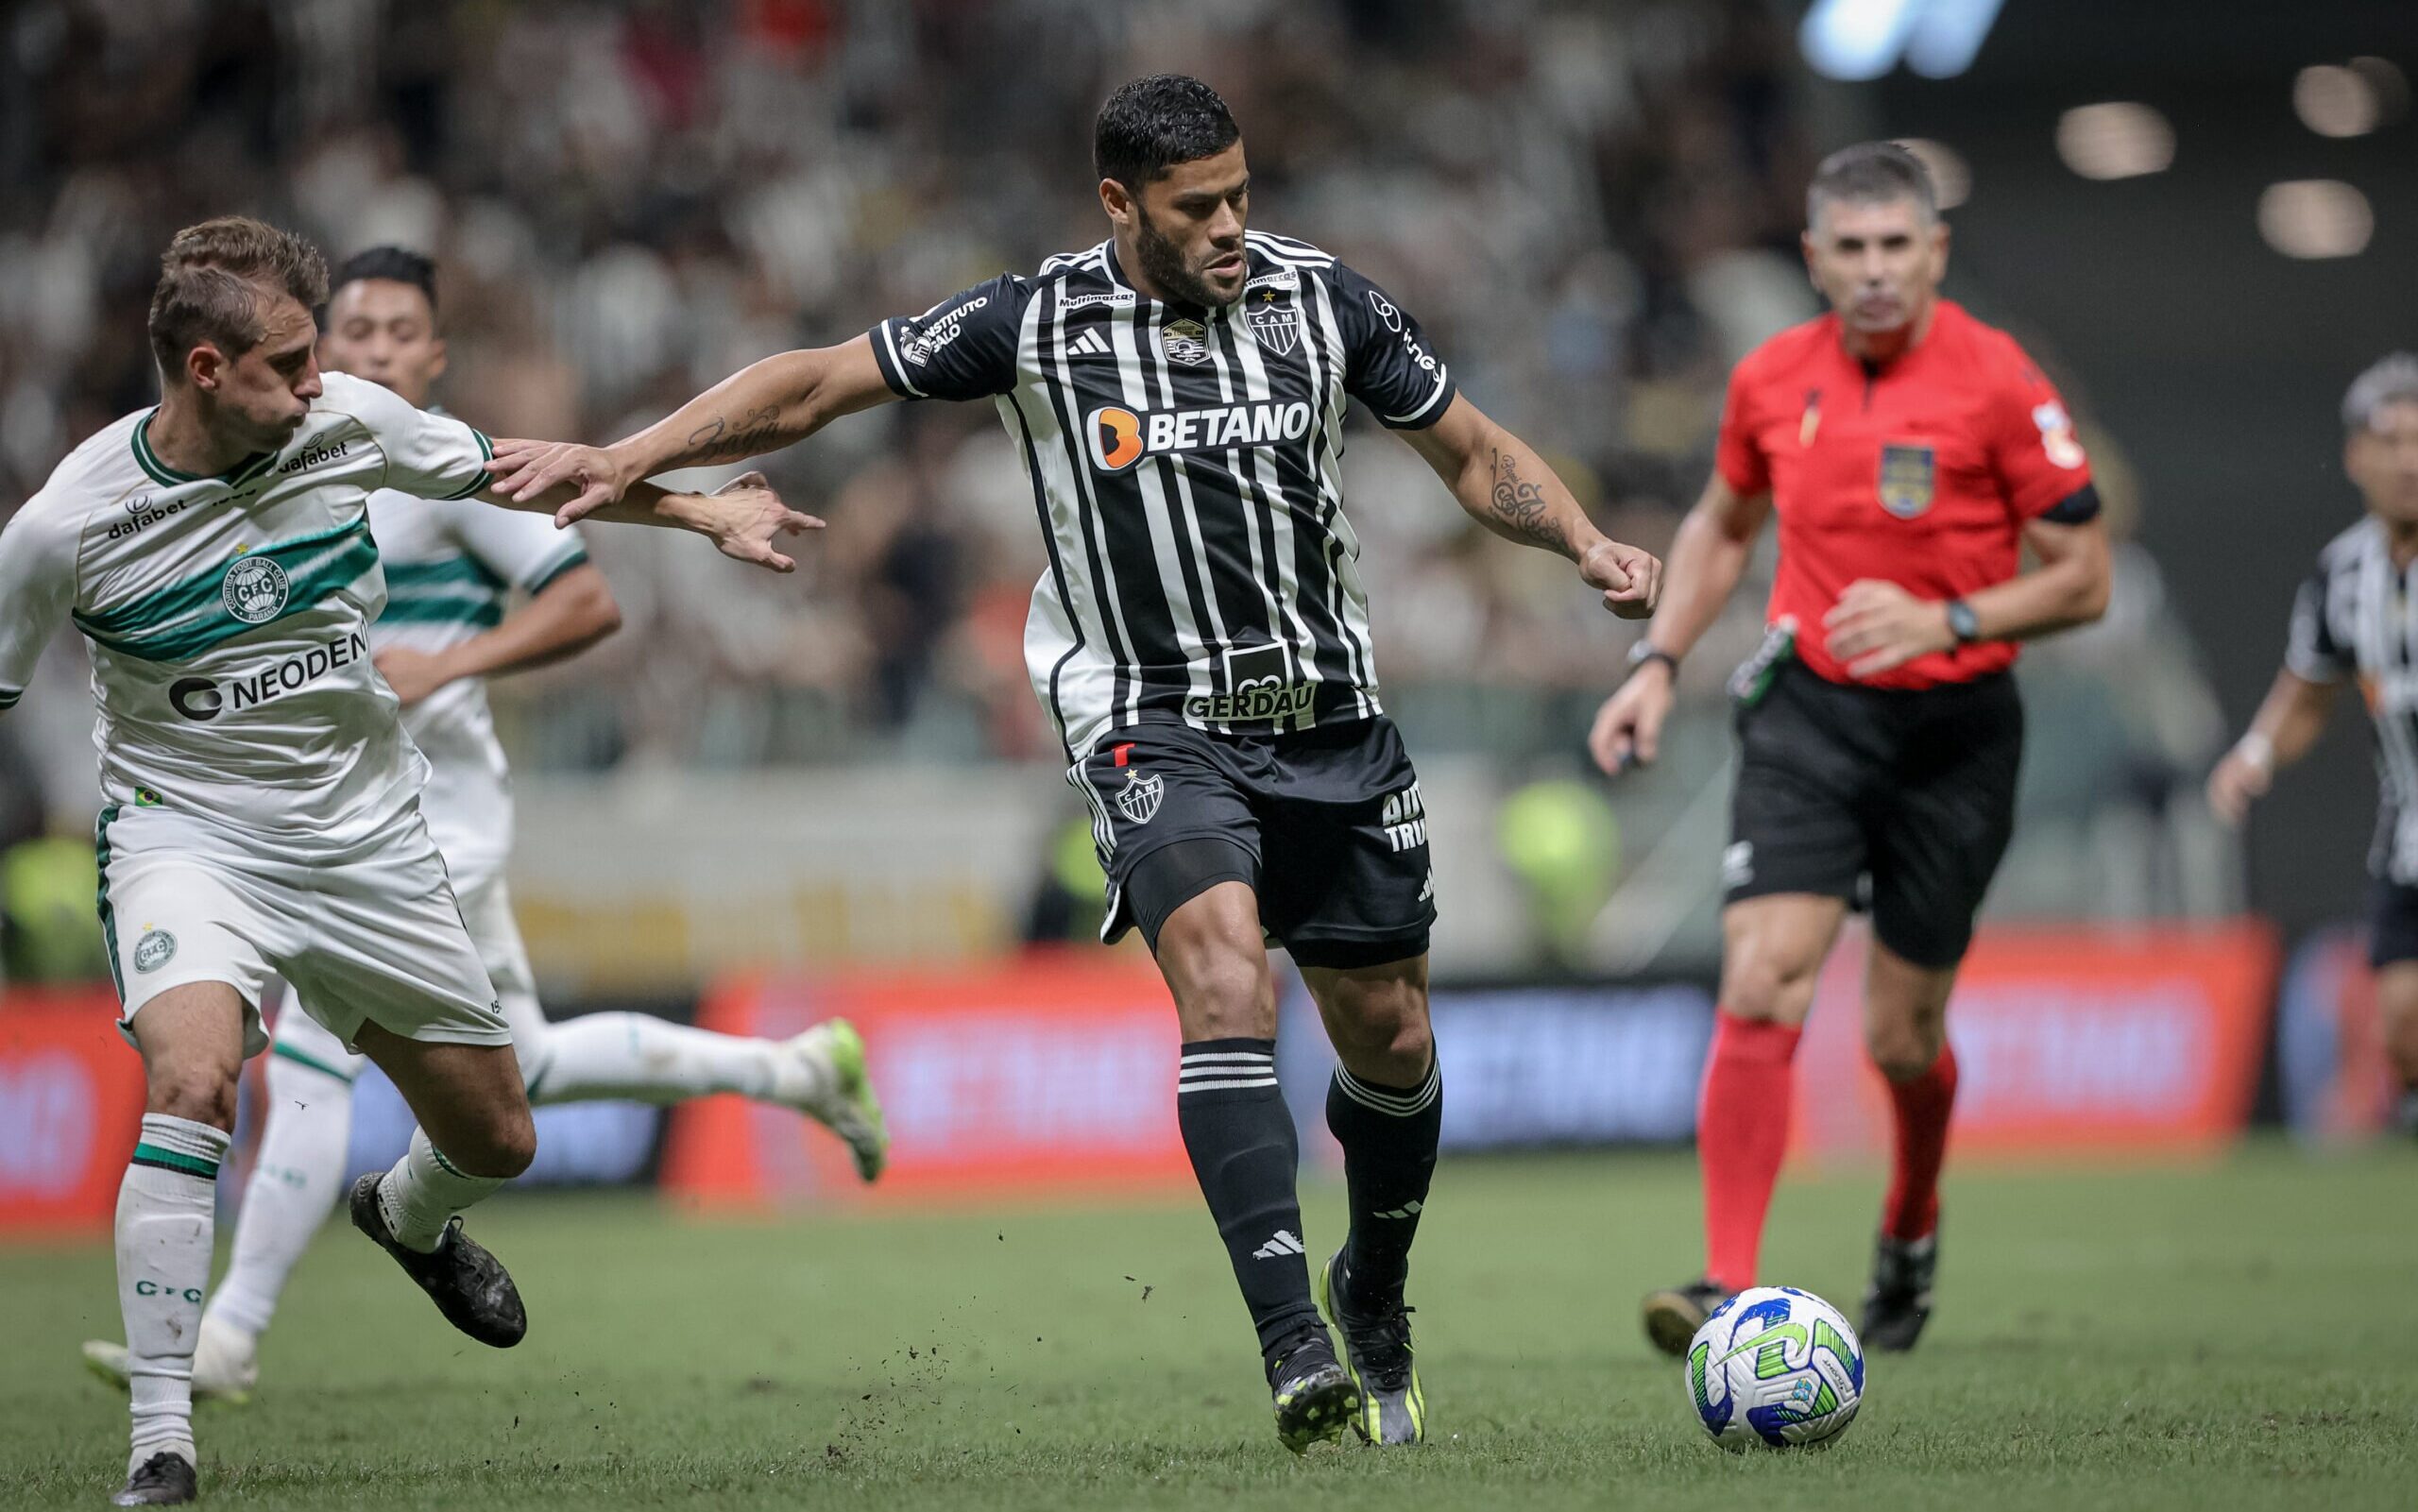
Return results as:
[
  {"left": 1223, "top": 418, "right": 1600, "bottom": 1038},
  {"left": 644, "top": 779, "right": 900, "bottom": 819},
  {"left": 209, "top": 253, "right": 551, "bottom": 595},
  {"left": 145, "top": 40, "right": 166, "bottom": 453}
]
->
[
  {"left": 1115, "top": 768, "right": 1165, "bottom": 825},
  {"left": 133, "top": 928, "right": 178, "bottom": 974},
  {"left": 222, "top": 554, "right": 291, "bottom": 623},
  {"left": 1877, "top": 444, "right": 1936, "bottom": 519}
]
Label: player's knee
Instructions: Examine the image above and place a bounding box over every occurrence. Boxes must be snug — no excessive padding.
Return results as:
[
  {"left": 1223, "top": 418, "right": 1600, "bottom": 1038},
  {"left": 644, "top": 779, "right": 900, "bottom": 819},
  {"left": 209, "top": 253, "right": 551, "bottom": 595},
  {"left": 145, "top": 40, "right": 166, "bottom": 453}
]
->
[
  {"left": 1865, "top": 1022, "right": 1945, "bottom": 1084},
  {"left": 1328, "top": 988, "right": 1432, "bottom": 1079},
  {"left": 450, "top": 1104, "right": 537, "bottom": 1179},
  {"left": 146, "top": 1063, "right": 239, "bottom": 1131},
  {"left": 1724, "top": 952, "right": 1820, "bottom": 1023}
]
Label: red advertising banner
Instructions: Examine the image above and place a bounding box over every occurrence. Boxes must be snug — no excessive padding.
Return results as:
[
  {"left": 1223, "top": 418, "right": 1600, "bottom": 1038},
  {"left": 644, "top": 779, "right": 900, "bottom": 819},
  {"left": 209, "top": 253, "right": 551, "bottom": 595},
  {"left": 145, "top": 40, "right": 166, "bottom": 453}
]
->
[
  {"left": 662, "top": 950, "right": 1189, "bottom": 1208},
  {"left": 1792, "top": 921, "right": 2280, "bottom": 1163},
  {"left": 0, "top": 988, "right": 145, "bottom": 1233}
]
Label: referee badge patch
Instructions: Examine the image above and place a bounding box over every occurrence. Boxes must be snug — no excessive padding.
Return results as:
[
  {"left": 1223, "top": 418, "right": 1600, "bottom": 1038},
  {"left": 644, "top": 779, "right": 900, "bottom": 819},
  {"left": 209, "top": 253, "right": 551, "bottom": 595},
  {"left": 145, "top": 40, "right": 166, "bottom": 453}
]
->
[{"left": 1878, "top": 444, "right": 1936, "bottom": 519}]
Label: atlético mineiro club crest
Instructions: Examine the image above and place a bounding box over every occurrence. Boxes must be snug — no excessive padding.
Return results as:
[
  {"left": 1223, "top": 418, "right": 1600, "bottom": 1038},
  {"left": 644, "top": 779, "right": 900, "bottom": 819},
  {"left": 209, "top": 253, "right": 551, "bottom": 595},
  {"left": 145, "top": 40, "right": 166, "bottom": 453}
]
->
[
  {"left": 1245, "top": 293, "right": 1299, "bottom": 357},
  {"left": 1115, "top": 768, "right": 1164, "bottom": 825},
  {"left": 1877, "top": 444, "right": 1935, "bottom": 519}
]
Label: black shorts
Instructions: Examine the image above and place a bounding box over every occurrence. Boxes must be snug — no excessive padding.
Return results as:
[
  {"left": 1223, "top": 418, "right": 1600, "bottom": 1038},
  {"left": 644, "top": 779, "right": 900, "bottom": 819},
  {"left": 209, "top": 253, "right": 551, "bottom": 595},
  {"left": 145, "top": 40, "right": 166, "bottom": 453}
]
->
[
  {"left": 1073, "top": 715, "right": 1436, "bottom": 968},
  {"left": 1727, "top": 660, "right": 2023, "bottom": 969},
  {"left": 2368, "top": 877, "right": 2418, "bottom": 968}
]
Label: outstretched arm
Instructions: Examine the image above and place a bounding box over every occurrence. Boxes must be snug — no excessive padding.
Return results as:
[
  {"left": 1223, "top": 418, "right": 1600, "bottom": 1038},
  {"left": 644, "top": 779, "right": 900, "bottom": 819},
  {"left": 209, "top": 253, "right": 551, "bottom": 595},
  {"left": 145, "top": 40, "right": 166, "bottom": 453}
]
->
[
  {"left": 487, "top": 338, "right": 898, "bottom": 523},
  {"left": 1400, "top": 394, "right": 1662, "bottom": 619},
  {"left": 376, "top": 564, "right": 622, "bottom": 707},
  {"left": 2207, "top": 667, "right": 2340, "bottom": 824},
  {"left": 479, "top": 469, "right": 820, "bottom": 573}
]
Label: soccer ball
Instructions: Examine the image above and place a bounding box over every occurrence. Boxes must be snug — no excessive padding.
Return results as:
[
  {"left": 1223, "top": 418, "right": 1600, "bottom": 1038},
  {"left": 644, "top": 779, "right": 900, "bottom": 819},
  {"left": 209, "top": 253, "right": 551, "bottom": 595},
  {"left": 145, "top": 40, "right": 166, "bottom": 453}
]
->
[{"left": 1684, "top": 1285, "right": 1865, "bottom": 1451}]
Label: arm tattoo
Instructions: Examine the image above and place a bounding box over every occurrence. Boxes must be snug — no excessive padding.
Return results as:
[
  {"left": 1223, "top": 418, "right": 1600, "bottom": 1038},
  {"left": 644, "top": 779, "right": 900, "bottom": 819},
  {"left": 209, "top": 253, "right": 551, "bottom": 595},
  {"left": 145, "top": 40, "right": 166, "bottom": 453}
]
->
[
  {"left": 1489, "top": 447, "right": 1570, "bottom": 555},
  {"left": 683, "top": 404, "right": 787, "bottom": 466}
]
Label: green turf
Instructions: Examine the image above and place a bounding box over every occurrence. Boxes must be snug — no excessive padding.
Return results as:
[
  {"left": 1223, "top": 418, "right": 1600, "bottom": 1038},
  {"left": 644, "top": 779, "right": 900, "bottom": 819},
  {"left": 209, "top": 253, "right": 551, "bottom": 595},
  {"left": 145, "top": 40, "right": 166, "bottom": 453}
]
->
[{"left": 4, "top": 1144, "right": 2411, "bottom": 1509}]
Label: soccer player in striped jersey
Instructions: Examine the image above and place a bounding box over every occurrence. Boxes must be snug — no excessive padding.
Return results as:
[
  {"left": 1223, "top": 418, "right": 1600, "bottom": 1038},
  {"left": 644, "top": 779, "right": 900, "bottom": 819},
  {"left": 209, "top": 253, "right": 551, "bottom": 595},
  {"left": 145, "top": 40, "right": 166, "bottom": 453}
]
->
[
  {"left": 490, "top": 75, "right": 1663, "bottom": 1453},
  {"left": 0, "top": 217, "right": 815, "bottom": 1506},
  {"left": 79, "top": 246, "right": 889, "bottom": 1415},
  {"left": 2209, "top": 352, "right": 2418, "bottom": 1134}
]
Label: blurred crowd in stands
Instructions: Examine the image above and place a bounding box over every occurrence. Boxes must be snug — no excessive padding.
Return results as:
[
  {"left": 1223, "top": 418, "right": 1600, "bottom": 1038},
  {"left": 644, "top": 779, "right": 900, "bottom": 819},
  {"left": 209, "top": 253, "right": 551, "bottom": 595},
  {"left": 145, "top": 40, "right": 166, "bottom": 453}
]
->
[{"left": 0, "top": 1, "right": 2223, "bottom": 970}]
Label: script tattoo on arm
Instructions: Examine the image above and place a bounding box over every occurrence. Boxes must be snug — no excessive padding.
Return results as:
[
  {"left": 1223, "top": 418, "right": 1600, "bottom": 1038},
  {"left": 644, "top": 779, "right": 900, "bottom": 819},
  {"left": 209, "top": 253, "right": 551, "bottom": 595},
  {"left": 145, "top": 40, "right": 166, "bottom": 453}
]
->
[
  {"left": 683, "top": 405, "right": 788, "bottom": 467},
  {"left": 1490, "top": 446, "right": 1571, "bottom": 556}
]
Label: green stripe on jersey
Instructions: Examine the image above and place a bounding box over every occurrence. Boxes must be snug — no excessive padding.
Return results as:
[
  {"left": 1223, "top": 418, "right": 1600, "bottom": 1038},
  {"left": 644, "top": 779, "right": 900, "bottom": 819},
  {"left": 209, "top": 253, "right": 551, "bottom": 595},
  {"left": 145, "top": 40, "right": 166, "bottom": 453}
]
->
[
  {"left": 385, "top": 554, "right": 506, "bottom": 594},
  {"left": 379, "top": 596, "right": 504, "bottom": 629},
  {"left": 94, "top": 804, "right": 122, "bottom": 1001},
  {"left": 436, "top": 431, "right": 497, "bottom": 500},
  {"left": 524, "top": 547, "right": 590, "bottom": 596},
  {"left": 130, "top": 1143, "right": 221, "bottom": 1180},
  {"left": 0, "top": 688, "right": 20, "bottom": 711},
  {"left": 74, "top": 518, "right": 379, "bottom": 664},
  {"left": 130, "top": 412, "right": 279, "bottom": 490}
]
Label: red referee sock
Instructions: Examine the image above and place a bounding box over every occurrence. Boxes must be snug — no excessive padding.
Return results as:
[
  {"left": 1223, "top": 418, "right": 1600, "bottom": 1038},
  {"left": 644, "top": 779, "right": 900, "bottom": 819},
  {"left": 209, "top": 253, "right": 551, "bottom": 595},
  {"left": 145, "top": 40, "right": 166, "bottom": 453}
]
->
[
  {"left": 1697, "top": 1012, "right": 1801, "bottom": 1294},
  {"left": 1879, "top": 1043, "right": 1958, "bottom": 1243}
]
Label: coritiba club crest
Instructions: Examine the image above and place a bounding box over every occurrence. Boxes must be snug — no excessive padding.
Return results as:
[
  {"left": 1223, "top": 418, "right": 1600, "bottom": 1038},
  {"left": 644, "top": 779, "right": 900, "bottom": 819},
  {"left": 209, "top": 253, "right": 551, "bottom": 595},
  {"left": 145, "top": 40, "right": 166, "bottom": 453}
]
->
[{"left": 222, "top": 555, "right": 291, "bottom": 623}]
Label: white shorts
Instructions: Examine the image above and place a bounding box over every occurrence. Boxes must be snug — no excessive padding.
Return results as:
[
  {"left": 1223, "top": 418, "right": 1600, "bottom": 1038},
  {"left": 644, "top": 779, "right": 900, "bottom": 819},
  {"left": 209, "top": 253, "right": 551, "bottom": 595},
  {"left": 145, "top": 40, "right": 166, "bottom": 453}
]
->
[
  {"left": 268, "top": 869, "right": 546, "bottom": 1082},
  {"left": 97, "top": 802, "right": 509, "bottom": 1059}
]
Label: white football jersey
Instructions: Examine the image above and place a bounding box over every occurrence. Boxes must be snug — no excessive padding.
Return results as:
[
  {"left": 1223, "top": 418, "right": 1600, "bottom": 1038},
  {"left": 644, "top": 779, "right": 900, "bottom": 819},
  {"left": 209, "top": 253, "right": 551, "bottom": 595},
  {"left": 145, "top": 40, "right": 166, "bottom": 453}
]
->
[
  {"left": 0, "top": 371, "right": 497, "bottom": 855},
  {"left": 368, "top": 453, "right": 587, "bottom": 887}
]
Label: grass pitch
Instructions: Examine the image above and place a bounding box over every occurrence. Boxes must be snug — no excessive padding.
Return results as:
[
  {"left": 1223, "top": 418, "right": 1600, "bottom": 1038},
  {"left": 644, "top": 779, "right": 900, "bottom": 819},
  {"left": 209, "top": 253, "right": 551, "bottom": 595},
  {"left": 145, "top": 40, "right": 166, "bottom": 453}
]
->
[{"left": 3, "top": 1144, "right": 2411, "bottom": 1510}]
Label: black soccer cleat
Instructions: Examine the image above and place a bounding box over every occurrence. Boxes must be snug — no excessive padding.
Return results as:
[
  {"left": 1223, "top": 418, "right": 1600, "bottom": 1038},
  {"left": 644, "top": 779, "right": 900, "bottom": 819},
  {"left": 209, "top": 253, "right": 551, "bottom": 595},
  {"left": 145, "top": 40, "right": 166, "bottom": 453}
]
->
[
  {"left": 1266, "top": 1326, "right": 1359, "bottom": 1454},
  {"left": 1641, "top": 1278, "right": 1728, "bottom": 1358},
  {"left": 1318, "top": 1249, "right": 1424, "bottom": 1445},
  {"left": 348, "top": 1173, "right": 527, "bottom": 1349},
  {"left": 1861, "top": 1230, "right": 1938, "bottom": 1352},
  {"left": 112, "top": 1452, "right": 196, "bottom": 1506}
]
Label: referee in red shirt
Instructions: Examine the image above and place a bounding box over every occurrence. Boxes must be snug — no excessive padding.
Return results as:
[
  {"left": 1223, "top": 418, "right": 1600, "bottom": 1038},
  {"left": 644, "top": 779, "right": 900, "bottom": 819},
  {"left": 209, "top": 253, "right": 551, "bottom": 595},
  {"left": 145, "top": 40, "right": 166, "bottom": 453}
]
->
[{"left": 1591, "top": 143, "right": 2112, "bottom": 1354}]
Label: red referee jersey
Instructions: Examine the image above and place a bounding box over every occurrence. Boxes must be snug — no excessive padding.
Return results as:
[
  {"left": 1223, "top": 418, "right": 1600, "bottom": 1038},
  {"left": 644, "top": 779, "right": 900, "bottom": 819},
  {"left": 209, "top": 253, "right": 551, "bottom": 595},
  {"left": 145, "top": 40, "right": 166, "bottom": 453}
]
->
[{"left": 1715, "top": 299, "right": 2096, "bottom": 689}]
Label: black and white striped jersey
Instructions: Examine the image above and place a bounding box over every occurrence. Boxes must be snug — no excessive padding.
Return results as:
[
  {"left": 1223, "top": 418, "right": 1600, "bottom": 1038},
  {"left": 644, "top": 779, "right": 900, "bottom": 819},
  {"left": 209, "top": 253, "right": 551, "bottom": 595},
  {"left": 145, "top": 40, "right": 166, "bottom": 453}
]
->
[
  {"left": 2290, "top": 516, "right": 2418, "bottom": 882},
  {"left": 866, "top": 230, "right": 1457, "bottom": 762}
]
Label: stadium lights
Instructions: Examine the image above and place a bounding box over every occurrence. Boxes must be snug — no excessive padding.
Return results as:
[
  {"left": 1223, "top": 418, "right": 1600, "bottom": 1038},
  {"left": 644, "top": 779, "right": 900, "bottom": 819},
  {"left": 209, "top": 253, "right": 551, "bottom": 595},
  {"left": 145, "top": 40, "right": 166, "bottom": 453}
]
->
[
  {"left": 2054, "top": 103, "right": 2175, "bottom": 180},
  {"left": 2295, "top": 65, "right": 2381, "bottom": 138},
  {"left": 1895, "top": 139, "right": 1971, "bottom": 208},
  {"left": 1799, "top": 0, "right": 2005, "bottom": 82},
  {"left": 2257, "top": 180, "right": 2374, "bottom": 259}
]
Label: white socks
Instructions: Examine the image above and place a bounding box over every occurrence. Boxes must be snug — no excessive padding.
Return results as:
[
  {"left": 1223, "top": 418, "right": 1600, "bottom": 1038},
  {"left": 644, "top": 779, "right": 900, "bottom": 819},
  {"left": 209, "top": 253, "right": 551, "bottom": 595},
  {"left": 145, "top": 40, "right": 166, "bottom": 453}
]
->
[
  {"left": 530, "top": 1012, "right": 806, "bottom": 1106},
  {"left": 116, "top": 1113, "right": 229, "bottom": 1475},
  {"left": 376, "top": 1128, "right": 503, "bottom": 1253},
  {"left": 205, "top": 1049, "right": 356, "bottom": 1340}
]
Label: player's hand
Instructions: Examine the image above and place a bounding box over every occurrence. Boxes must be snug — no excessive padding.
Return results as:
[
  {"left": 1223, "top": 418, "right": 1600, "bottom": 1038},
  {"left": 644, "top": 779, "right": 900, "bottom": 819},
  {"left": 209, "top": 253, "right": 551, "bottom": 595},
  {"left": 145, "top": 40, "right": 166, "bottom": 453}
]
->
[
  {"left": 1581, "top": 538, "right": 1663, "bottom": 620},
  {"left": 2205, "top": 744, "right": 2273, "bottom": 825},
  {"left": 374, "top": 646, "right": 454, "bottom": 707},
  {"left": 486, "top": 439, "right": 637, "bottom": 526},
  {"left": 1824, "top": 579, "right": 1955, "bottom": 680},
  {"left": 1589, "top": 658, "right": 1676, "bottom": 775},
  {"left": 690, "top": 470, "right": 824, "bottom": 573}
]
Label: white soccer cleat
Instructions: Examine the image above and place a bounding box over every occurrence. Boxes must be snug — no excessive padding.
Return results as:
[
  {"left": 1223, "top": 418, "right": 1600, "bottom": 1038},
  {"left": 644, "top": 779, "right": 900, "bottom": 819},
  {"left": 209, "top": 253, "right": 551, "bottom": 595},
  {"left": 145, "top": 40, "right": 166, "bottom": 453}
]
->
[
  {"left": 82, "top": 1315, "right": 260, "bottom": 1405},
  {"left": 776, "top": 1019, "right": 889, "bottom": 1182}
]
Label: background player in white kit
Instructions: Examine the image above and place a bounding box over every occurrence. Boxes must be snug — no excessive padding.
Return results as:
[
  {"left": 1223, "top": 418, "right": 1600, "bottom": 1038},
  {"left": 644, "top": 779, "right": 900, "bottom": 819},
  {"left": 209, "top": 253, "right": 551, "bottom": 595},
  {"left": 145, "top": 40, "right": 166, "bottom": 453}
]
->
[
  {"left": 78, "top": 246, "right": 890, "bottom": 1409},
  {"left": 0, "top": 218, "right": 819, "bottom": 1508}
]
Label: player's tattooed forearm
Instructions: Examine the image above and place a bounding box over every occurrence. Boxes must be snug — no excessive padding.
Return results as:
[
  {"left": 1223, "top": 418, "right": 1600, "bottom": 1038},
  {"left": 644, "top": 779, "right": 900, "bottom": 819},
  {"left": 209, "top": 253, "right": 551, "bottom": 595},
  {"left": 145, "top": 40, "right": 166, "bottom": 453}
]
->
[
  {"left": 684, "top": 405, "right": 786, "bottom": 465},
  {"left": 1489, "top": 447, "right": 1569, "bottom": 554}
]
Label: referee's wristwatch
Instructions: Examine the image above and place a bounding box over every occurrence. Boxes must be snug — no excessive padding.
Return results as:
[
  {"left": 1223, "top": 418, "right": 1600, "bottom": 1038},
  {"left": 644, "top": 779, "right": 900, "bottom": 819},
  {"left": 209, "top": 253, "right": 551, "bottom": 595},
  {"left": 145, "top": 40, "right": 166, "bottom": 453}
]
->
[
  {"left": 1626, "top": 640, "right": 1680, "bottom": 681},
  {"left": 1945, "top": 599, "right": 1982, "bottom": 646}
]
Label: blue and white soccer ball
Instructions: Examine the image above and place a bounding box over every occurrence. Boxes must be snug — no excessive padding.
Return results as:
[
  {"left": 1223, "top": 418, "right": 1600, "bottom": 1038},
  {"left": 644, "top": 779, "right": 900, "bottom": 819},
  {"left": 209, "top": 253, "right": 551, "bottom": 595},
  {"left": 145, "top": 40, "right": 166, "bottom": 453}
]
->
[{"left": 1685, "top": 1285, "right": 1865, "bottom": 1451}]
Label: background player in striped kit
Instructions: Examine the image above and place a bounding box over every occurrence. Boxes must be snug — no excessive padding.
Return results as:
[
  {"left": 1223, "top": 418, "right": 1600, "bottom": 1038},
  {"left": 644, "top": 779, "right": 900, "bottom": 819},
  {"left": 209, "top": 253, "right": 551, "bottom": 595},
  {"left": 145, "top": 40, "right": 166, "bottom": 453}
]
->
[
  {"left": 77, "top": 246, "right": 891, "bottom": 1410},
  {"left": 2209, "top": 352, "right": 2418, "bottom": 1134},
  {"left": 486, "top": 75, "right": 1662, "bottom": 1453}
]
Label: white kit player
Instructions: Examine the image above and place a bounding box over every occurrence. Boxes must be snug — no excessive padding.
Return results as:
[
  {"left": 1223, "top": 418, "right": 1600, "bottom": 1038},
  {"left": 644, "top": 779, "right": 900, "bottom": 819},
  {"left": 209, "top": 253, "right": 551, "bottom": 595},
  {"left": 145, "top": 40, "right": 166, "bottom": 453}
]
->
[
  {"left": 79, "top": 248, "right": 890, "bottom": 1416},
  {"left": 0, "top": 218, "right": 820, "bottom": 1508}
]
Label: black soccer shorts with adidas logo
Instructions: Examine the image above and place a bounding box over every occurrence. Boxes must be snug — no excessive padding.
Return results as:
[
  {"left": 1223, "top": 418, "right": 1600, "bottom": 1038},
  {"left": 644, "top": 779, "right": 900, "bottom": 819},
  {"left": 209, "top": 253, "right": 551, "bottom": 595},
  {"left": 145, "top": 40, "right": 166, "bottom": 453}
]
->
[{"left": 1070, "top": 715, "right": 1436, "bottom": 969}]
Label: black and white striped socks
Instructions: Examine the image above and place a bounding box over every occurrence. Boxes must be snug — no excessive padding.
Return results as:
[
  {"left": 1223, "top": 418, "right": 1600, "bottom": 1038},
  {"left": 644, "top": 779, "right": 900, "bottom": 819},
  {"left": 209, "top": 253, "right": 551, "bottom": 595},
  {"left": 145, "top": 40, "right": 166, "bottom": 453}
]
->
[{"left": 1176, "top": 1039, "right": 1321, "bottom": 1358}]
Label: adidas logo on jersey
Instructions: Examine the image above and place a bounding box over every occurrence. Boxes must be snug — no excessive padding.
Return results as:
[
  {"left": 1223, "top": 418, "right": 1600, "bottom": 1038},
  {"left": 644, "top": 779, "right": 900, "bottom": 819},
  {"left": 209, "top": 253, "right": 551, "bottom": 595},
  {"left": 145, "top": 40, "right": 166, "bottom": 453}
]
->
[
  {"left": 1252, "top": 1230, "right": 1307, "bottom": 1260},
  {"left": 1065, "top": 329, "right": 1112, "bottom": 358}
]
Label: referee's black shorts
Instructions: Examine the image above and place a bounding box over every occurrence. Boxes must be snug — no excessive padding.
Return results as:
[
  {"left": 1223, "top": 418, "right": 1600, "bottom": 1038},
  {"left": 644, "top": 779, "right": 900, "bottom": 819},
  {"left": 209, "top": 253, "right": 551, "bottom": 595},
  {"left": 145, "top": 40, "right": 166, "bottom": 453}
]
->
[
  {"left": 1725, "top": 659, "right": 2024, "bottom": 969},
  {"left": 1071, "top": 715, "right": 1436, "bottom": 969}
]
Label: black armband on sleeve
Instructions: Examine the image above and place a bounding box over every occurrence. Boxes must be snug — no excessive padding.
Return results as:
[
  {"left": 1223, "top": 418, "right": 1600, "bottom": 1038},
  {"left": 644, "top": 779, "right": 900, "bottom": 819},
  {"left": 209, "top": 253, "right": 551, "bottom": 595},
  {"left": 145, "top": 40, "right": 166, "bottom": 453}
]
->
[{"left": 2039, "top": 482, "right": 2103, "bottom": 525}]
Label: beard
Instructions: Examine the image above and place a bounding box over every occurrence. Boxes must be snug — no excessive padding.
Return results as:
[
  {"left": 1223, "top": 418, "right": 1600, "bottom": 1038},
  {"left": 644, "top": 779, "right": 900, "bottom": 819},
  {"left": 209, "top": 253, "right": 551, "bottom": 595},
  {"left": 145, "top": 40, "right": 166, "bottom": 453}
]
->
[{"left": 1132, "top": 208, "right": 1221, "bottom": 308}]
